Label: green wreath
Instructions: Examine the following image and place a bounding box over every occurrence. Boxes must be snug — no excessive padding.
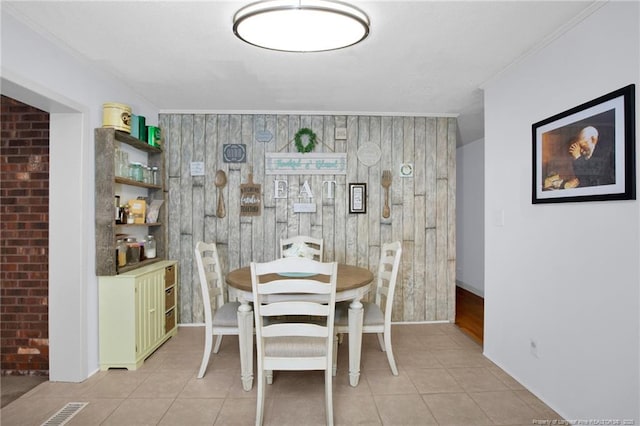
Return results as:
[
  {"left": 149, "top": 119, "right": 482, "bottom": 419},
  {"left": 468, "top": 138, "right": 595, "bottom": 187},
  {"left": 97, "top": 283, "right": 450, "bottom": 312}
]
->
[{"left": 294, "top": 128, "right": 317, "bottom": 153}]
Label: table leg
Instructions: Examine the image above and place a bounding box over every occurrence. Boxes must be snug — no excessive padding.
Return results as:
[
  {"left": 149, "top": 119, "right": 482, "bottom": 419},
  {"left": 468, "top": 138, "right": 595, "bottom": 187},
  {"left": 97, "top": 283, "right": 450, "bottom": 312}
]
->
[
  {"left": 237, "top": 300, "right": 254, "bottom": 391},
  {"left": 348, "top": 298, "right": 364, "bottom": 387}
]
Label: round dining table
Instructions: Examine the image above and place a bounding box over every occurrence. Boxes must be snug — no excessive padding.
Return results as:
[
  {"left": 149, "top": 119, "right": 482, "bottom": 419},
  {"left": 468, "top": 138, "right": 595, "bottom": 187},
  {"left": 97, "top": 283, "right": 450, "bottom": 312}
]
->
[{"left": 226, "top": 263, "right": 374, "bottom": 391}]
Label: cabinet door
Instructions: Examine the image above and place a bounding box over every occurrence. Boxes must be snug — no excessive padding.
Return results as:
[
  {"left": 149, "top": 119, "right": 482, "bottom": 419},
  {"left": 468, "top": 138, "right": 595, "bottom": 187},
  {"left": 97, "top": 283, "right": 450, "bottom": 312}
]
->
[
  {"left": 135, "top": 270, "right": 165, "bottom": 356},
  {"left": 99, "top": 277, "right": 137, "bottom": 368}
]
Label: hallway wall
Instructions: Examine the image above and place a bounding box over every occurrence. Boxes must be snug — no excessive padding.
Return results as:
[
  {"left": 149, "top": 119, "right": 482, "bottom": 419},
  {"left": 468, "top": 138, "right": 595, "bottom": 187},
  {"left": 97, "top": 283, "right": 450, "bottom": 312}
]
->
[
  {"left": 455, "top": 137, "right": 484, "bottom": 296},
  {"left": 483, "top": 2, "right": 639, "bottom": 420}
]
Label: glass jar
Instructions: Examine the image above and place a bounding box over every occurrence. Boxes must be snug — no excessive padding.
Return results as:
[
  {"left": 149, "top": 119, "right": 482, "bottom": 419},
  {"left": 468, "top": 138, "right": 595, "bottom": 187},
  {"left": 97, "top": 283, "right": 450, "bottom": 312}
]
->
[
  {"left": 114, "top": 195, "right": 120, "bottom": 223},
  {"left": 120, "top": 205, "right": 129, "bottom": 224},
  {"left": 116, "top": 239, "right": 127, "bottom": 268},
  {"left": 124, "top": 237, "right": 139, "bottom": 264},
  {"left": 151, "top": 167, "right": 158, "bottom": 185},
  {"left": 126, "top": 205, "right": 134, "bottom": 224},
  {"left": 145, "top": 235, "right": 157, "bottom": 259},
  {"left": 120, "top": 151, "right": 129, "bottom": 177},
  {"left": 128, "top": 162, "right": 144, "bottom": 182},
  {"left": 114, "top": 146, "right": 121, "bottom": 177}
]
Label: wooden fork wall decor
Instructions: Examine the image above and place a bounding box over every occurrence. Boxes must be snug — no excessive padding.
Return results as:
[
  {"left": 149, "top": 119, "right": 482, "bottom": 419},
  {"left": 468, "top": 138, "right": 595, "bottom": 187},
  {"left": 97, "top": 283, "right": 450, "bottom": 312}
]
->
[{"left": 381, "top": 170, "right": 392, "bottom": 219}]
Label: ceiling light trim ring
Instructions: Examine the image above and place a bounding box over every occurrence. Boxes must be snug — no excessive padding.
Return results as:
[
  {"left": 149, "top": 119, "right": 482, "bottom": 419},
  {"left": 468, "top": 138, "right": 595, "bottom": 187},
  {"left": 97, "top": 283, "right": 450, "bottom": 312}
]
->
[{"left": 233, "top": 0, "right": 370, "bottom": 53}]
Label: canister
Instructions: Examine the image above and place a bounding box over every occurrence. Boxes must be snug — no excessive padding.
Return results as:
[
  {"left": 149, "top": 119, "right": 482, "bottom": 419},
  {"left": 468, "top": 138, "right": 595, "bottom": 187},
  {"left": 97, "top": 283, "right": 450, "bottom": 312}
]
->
[
  {"left": 145, "top": 235, "right": 157, "bottom": 259},
  {"left": 114, "top": 195, "right": 121, "bottom": 222},
  {"left": 124, "top": 237, "right": 139, "bottom": 265},
  {"left": 128, "top": 162, "right": 144, "bottom": 182},
  {"left": 130, "top": 115, "right": 147, "bottom": 141},
  {"left": 102, "top": 102, "right": 132, "bottom": 133},
  {"left": 147, "top": 126, "right": 161, "bottom": 148},
  {"left": 116, "top": 239, "right": 127, "bottom": 267}
]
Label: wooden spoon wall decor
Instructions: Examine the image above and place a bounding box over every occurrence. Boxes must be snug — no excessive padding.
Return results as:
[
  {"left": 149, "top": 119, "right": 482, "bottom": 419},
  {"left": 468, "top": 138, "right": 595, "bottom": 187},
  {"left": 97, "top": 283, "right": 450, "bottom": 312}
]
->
[
  {"left": 215, "top": 170, "right": 227, "bottom": 218},
  {"left": 381, "top": 169, "right": 392, "bottom": 219}
]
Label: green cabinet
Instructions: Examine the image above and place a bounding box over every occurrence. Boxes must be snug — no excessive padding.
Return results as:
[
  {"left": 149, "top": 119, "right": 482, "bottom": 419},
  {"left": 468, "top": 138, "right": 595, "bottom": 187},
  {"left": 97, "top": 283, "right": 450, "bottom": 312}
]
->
[{"left": 99, "top": 260, "right": 178, "bottom": 370}]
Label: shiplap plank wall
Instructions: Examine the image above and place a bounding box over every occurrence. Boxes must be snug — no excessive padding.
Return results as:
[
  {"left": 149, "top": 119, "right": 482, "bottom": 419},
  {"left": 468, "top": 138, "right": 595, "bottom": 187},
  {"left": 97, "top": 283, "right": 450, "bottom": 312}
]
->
[{"left": 159, "top": 114, "right": 457, "bottom": 324}]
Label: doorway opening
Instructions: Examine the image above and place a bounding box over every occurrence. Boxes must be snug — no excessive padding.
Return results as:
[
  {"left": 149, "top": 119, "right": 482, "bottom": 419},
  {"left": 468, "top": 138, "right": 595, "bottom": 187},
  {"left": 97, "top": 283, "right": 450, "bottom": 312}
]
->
[{"left": 0, "top": 96, "right": 50, "bottom": 377}]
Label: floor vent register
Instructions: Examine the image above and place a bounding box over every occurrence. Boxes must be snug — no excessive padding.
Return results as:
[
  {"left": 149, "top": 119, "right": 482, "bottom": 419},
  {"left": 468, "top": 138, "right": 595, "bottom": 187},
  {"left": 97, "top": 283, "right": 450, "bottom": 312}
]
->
[{"left": 41, "top": 402, "right": 88, "bottom": 426}]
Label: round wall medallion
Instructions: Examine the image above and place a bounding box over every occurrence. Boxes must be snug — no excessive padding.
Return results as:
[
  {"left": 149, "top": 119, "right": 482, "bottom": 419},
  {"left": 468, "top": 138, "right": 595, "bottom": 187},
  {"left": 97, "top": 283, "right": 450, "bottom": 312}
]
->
[
  {"left": 357, "top": 142, "right": 381, "bottom": 166},
  {"left": 399, "top": 163, "right": 414, "bottom": 177}
]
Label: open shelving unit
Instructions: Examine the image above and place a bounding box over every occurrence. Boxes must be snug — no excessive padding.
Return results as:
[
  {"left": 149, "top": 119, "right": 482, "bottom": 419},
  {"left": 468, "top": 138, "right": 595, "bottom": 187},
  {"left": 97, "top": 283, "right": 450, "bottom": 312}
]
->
[{"left": 94, "top": 127, "right": 167, "bottom": 275}]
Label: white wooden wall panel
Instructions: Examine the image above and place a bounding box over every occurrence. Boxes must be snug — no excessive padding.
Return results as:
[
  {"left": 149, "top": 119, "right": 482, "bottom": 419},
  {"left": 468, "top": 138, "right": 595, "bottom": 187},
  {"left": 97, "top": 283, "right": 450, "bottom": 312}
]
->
[{"left": 162, "top": 113, "right": 456, "bottom": 323}]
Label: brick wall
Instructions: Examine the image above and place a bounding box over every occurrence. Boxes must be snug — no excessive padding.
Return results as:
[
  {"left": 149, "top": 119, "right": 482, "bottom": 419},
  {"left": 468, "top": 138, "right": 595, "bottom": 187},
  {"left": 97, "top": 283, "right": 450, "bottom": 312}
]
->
[{"left": 1, "top": 95, "right": 50, "bottom": 376}]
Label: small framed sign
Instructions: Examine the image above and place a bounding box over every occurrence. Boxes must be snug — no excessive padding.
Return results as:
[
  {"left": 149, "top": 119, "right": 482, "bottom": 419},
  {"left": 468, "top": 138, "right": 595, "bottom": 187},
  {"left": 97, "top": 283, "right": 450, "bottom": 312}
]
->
[
  {"left": 293, "top": 203, "right": 316, "bottom": 213},
  {"left": 223, "top": 144, "right": 247, "bottom": 163},
  {"left": 399, "top": 163, "right": 414, "bottom": 177},
  {"left": 190, "top": 161, "right": 205, "bottom": 176},
  {"left": 240, "top": 173, "right": 261, "bottom": 216},
  {"left": 265, "top": 153, "right": 347, "bottom": 175},
  {"left": 349, "top": 183, "right": 367, "bottom": 214}
]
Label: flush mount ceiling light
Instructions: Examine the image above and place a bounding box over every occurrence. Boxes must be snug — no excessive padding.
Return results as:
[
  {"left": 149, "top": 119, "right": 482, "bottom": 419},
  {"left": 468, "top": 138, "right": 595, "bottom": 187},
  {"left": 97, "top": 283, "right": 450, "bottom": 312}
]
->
[{"left": 233, "top": 0, "right": 370, "bottom": 52}]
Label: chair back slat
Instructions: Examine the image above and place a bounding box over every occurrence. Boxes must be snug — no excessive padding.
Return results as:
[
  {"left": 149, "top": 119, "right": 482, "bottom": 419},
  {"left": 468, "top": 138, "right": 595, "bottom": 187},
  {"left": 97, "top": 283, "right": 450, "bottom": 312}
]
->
[
  {"left": 379, "top": 269, "right": 392, "bottom": 279},
  {"left": 203, "top": 268, "right": 218, "bottom": 279},
  {"left": 261, "top": 301, "right": 330, "bottom": 317},
  {"left": 262, "top": 323, "right": 328, "bottom": 338},
  {"left": 258, "top": 280, "right": 333, "bottom": 295},
  {"left": 378, "top": 286, "right": 389, "bottom": 298},
  {"left": 254, "top": 256, "right": 329, "bottom": 275}
]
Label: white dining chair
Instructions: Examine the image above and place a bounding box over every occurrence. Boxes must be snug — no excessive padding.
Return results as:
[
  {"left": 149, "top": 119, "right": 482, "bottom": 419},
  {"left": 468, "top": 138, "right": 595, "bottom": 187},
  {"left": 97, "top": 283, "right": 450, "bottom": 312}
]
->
[
  {"left": 333, "top": 241, "right": 402, "bottom": 376},
  {"left": 251, "top": 257, "right": 338, "bottom": 426},
  {"left": 280, "top": 235, "right": 324, "bottom": 261},
  {"left": 194, "top": 241, "right": 241, "bottom": 379}
]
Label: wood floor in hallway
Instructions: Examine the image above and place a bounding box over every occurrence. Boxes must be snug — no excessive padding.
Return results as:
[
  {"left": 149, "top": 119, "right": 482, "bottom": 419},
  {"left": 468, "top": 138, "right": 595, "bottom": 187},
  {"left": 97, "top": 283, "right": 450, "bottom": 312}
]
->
[{"left": 455, "top": 286, "right": 484, "bottom": 345}]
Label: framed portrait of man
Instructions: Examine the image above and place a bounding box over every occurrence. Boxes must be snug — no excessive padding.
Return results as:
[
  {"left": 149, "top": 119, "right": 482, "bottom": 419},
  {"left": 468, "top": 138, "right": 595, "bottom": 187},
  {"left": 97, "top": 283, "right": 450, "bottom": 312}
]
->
[{"left": 532, "top": 84, "right": 635, "bottom": 204}]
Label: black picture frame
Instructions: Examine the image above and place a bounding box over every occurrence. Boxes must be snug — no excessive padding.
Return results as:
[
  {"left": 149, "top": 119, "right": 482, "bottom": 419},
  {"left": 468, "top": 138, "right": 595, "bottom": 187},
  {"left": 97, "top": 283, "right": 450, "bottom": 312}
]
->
[
  {"left": 532, "top": 84, "right": 635, "bottom": 204},
  {"left": 349, "top": 183, "right": 367, "bottom": 214}
]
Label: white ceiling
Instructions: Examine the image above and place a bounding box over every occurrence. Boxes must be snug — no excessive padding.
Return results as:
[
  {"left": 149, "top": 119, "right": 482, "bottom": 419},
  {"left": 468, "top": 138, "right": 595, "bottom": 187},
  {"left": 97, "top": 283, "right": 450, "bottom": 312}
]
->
[{"left": 4, "top": 1, "right": 598, "bottom": 145}]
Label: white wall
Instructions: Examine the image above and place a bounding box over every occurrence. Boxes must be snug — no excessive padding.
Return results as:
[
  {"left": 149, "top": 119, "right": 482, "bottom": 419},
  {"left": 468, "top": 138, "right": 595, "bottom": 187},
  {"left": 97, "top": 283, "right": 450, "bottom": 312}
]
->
[
  {"left": 484, "top": 2, "right": 639, "bottom": 421},
  {"left": 456, "top": 138, "right": 485, "bottom": 296},
  {"left": 1, "top": 10, "right": 159, "bottom": 381}
]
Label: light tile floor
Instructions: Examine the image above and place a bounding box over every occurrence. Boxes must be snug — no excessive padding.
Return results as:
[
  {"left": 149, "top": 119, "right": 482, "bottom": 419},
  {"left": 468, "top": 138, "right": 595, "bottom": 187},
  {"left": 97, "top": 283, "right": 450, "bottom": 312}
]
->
[{"left": 0, "top": 323, "right": 563, "bottom": 425}]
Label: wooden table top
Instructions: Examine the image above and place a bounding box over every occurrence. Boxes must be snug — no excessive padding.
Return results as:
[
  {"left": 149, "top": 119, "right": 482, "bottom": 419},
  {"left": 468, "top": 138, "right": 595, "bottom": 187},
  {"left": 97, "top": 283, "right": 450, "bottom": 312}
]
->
[{"left": 226, "top": 263, "right": 374, "bottom": 293}]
